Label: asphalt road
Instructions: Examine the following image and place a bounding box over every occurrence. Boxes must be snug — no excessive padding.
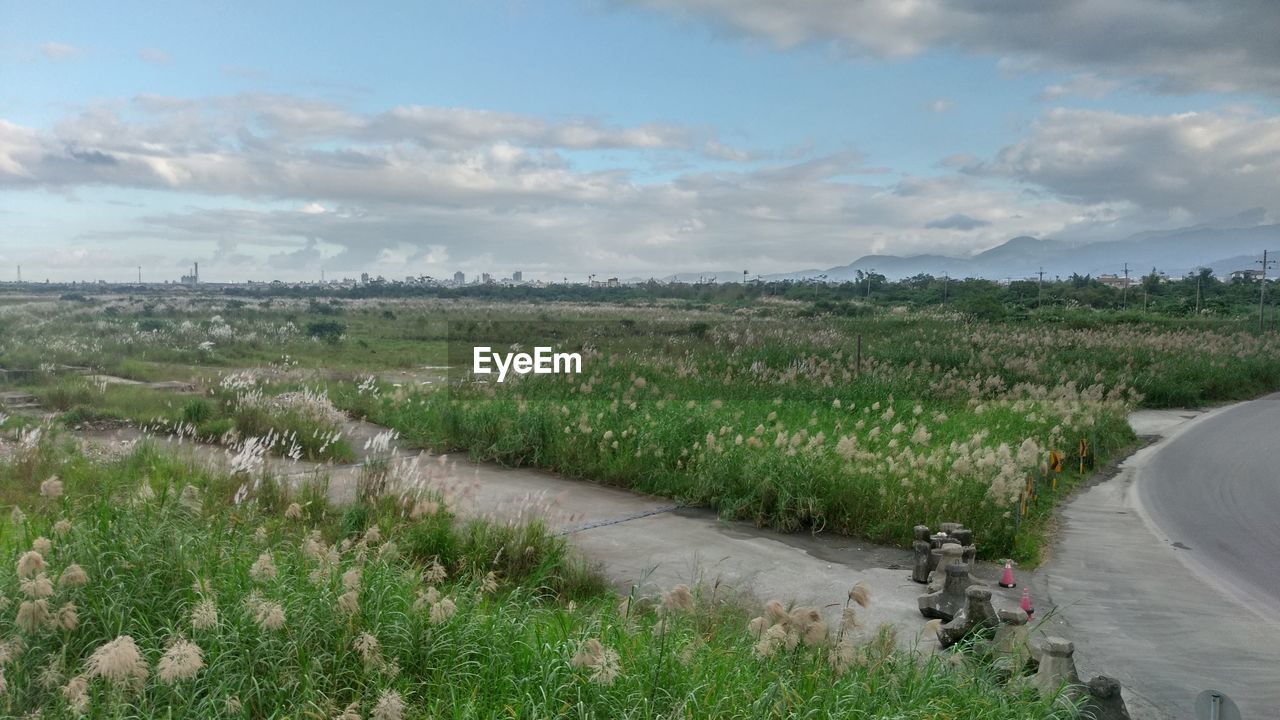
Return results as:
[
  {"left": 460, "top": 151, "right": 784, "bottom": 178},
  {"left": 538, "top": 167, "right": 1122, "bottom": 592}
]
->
[
  {"left": 1140, "top": 393, "right": 1280, "bottom": 614},
  {"left": 1036, "top": 404, "right": 1280, "bottom": 719}
]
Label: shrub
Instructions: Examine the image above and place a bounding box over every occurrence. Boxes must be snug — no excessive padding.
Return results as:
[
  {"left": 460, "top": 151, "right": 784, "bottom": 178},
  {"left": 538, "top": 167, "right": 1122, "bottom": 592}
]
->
[{"left": 307, "top": 320, "right": 346, "bottom": 344}]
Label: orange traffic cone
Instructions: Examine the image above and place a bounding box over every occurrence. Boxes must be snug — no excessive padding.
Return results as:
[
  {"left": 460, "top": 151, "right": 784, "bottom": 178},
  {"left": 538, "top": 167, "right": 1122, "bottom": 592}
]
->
[
  {"left": 998, "top": 560, "right": 1016, "bottom": 588},
  {"left": 1020, "top": 587, "right": 1034, "bottom": 617}
]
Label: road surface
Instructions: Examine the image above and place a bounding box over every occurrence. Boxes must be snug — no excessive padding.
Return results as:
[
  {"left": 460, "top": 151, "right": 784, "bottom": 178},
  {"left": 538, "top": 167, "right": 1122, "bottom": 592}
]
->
[
  {"left": 1140, "top": 393, "right": 1280, "bottom": 615},
  {"left": 1036, "top": 403, "right": 1280, "bottom": 719}
]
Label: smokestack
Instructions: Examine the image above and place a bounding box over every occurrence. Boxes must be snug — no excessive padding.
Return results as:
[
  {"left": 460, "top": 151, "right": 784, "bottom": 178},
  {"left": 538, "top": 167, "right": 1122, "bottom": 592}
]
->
[{"left": 194, "top": 262, "right": 199, "bottom": 283}]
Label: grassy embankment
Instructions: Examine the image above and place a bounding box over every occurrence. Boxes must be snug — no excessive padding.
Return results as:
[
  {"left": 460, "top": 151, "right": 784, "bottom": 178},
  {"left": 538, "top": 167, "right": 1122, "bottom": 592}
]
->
[
  {"left": 5, "top": 297, "right": 1280, "bottom": 562},
  {"left": 359, "top": 313, "right": 1280, "bottom": 562},
  {"left": 0, "top": 434, "right": 1079, "bottom": 718}
]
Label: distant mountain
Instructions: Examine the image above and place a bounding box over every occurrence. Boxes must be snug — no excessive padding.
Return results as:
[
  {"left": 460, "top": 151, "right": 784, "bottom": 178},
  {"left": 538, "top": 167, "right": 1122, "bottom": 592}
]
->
[{"left": 745, "top": 224, "right": 1280, "bottom": 283}]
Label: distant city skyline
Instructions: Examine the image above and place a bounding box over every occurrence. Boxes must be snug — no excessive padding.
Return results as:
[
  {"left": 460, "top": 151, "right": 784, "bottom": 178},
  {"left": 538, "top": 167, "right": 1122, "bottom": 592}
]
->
[{"left": 2, "top": 1, "right": 1280, "bottom": 282}]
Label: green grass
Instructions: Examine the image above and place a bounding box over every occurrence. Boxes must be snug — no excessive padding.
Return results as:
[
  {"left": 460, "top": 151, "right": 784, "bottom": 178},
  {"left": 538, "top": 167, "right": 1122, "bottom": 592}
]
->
[
  {"left": 5, "top": 297, "right": 1280, "bottom": 564},
  {"left": 0, "top": 438, "right": 1081, "bottom": 719},
  {"left": 365, "top": 316, "right": 1153, "bottom": 562},
  {"left": 22, "top": 378, "right": 358, "bottom": 464}
]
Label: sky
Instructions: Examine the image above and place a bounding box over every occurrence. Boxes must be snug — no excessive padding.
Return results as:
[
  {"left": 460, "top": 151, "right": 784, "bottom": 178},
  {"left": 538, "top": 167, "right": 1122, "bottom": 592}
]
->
[{"left": 2, "top": 0, "right": 1279, "bottom": 282}]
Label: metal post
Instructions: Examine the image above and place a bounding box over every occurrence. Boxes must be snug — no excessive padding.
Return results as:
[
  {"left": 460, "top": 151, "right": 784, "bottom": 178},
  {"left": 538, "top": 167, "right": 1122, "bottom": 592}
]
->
[
  {"left": 1258, "top": 249, "right": 1275, "bottom": 332},
  {"left": 856, "top": 334, "right": 862, "bottom": 377}
]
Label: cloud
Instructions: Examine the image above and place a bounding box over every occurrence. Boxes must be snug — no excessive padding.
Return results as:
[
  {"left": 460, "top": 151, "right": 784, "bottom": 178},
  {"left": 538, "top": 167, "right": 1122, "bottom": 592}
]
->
[
  {"left": 41, "top": 42, "right": 81, "bottom": 60},
  {"left": 702, "top": 138, "right": 753, "bottom": 161},
  {"left": 1039, "top": 74, "right": 1122, "bottom": 101},
  {"left": 83, "top": 150, "right": 1083, "bottom": 281},
  {"left": 928, "top": 98, "right": 953, "bottom": 113},
  {"left": 5, "top": 92, "right": 1277, "bottom": 280},
  {"left": 0, "top": 95, "right": 757, "bottom": 217},
  {"left": 629, "top": 0, "right": 1280, "bottom": 96},
  {"left": 926, "top": 213, "right": 989, "bottom": 230},
  {"left": 138, "top": 48, "right": 173, "bottom": 65},
  {"left": 222, "top": 65, "right": 265, "bottom": 79},
  {"left": 975, "top": 107, "right": 1280, "bottom": 219}
]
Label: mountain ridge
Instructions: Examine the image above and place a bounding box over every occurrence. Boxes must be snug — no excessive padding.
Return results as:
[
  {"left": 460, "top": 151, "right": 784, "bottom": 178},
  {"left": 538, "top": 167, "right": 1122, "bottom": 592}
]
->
[{"left": 662, "top": 224, "right": 1280, "bottom": 283}]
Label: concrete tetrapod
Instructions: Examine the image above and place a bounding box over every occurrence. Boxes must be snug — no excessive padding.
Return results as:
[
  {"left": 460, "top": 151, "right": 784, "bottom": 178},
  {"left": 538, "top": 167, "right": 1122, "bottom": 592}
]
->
[
  {"left": 926, "top": 543, "right": 965, "bottom": 592},
  {"left": 918, "top": 562, "right": 975, "bottom": 621},
  {"left": 1031, "top": 636, "right": 1081, "bottom": 697},
  {"left": 992, "top": 608, "right": 1033, "bottom": 669},
  {"left": 1081, "top": 676, "right": 1132, "bottom": 720},
  {"left": 936, "top": 586, "right": 998, "bottom": 648}
]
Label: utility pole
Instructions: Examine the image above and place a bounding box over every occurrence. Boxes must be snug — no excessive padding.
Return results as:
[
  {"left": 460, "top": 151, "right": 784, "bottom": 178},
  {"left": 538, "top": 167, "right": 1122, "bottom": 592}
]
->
[
  {"left": 1195, "top": 272, "right": 1202, "bottom": 316},
  {"left": 942, "top": 273, "right": 949, "bottom": 306},
  {"left": 1037, "top": 267, "right": 1045, "bottom": 309},
  {"left": 1122, "top": 263, "right": 1130, "bottom": 309},
  {"left": 1258, "top": 250, "right": 1276, "bottom": 332}
]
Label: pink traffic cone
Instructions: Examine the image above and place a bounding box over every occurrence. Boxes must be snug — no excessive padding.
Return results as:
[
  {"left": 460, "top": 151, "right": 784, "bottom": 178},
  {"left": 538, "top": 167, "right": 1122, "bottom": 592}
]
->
[
  {"left": 1020, "top": 587, "right": 1034, "bottom": 617},
  {"left": 998, "top": 560, "right": 1016, "bottom": 588}
]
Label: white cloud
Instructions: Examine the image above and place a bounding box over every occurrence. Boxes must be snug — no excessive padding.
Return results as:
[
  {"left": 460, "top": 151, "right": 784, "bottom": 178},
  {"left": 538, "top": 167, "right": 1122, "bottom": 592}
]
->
[
  {"left": 928, "top": 98, "right": 953, "bottom": 113},
  {"left": 1039, "top": 74, "right": 1122, "bottom": 100},
  {"left": 138, "top": 48, "right": 173, "bottom": 65},
  {"left": 976, "top": 107, "right": 1280, "bottom": 218},
  {"left": 41, "top": 42, "right": 81, "bottom": 60},
  {"left": 5, "top": 93, "right": 1279, "bottom": 280},
  {"left": 630, "top": 0, "right": 1280, "bottom": 96}
]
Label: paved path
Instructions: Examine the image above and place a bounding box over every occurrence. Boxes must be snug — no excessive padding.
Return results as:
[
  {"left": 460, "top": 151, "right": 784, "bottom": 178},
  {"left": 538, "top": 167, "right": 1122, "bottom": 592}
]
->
[
  {"left": 1140, "top": 394, "right": 1280, "bottom": 615},
  {"left": 77, "top": 419, "right": 1025, "bottom": 651},
  {"left": 1032, "top": 407, "right": 1280, "bottom": 719},
  {"left": 74, "top": 402, "right": 1280, "bottom": 713}
]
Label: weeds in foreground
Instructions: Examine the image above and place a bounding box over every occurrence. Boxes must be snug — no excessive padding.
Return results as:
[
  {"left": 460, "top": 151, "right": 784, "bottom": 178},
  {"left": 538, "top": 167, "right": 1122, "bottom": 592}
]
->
[{"left": 0, "top": 438, "right": 1079, "bottom": 718}]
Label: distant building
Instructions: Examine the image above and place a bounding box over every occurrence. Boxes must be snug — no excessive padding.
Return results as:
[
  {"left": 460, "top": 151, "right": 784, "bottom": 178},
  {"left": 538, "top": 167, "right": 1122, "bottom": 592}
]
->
[
  {"left": 482, "top": 272, "right": 492, "bottom": 284},
  {"left": 1097, "top": 274, "right": 1131, "bottom": 289},
  {"left": 512, "top": 270, "right": 522, "bottom": 282},
  {"left": 360, "top": 272, "right": 370, "bottom": 285},
  {"left": 179, "top": 262, "right": 199, "bottom": 285},
  {"left": 453, "top": 271, "right": 465, "bottom": 285},
  {"left": 1231, "top": 269, "right": 1264, "bottom": 281}
]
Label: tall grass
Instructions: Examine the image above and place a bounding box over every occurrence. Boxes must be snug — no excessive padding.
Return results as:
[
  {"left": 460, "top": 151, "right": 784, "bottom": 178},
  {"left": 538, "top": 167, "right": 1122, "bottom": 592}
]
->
[
  {"left": 0, "top": 440, "right": 1079, "bottom": 718},
  {"left": 372, "top": 319, "right": 1151, "bottom": 561}
]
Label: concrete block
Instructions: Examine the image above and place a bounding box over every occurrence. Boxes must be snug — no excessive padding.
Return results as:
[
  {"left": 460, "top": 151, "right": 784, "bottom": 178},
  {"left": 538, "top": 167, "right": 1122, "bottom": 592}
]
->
[
  {"left": 1031, "top": 636, "right": 1081, "bottom": 698},
  {"left": 918, "top": 562, "right": 975, "bottom": 621},
  {"left": 937, "top": 586, "right": 998, "bottom": 648}
]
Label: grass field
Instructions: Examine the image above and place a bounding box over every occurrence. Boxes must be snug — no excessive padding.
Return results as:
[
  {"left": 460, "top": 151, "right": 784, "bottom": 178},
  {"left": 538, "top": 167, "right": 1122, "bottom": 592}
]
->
[
  {"left": 0, "top": 434, "right": 1080, "bottom": 718},
  {"left": 4, "top": 294, "right": 1280, "bottom": 563},
  {"left": 359, "top": 309, "right": 1280, "bottom": 560}
]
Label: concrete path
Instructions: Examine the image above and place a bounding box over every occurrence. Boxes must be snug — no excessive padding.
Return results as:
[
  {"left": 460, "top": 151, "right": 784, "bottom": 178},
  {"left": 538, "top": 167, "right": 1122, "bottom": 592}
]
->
[
  {"left": 69, "top": 401, "right": 1280, "bottom": 714},
  {"left": 1031, "top": 407, "right": 1280, "bottom": 719},
  {"left": 76, "top": 419, "right": 1025, "bottom": 650}
]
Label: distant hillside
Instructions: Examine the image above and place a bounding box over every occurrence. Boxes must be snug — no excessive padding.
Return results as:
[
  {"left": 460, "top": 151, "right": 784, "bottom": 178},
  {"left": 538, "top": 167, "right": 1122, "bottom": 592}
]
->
[{"left": 748, "top": 224, "right": 1280, "bottom": 282}]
